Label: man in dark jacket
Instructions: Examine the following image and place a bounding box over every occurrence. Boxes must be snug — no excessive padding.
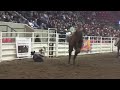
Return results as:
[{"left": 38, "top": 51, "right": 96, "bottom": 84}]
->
[
  {"left": 35, "top": 35, "right": 41, "bottom": 42},
  {"left": 31, "top": 51, "right": 44, "bottom": 62}
]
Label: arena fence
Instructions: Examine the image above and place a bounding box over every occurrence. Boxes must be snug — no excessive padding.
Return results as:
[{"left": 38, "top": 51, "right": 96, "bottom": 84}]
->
[{"left": 0, "top": 28, "right": 117, "bottom": 62}]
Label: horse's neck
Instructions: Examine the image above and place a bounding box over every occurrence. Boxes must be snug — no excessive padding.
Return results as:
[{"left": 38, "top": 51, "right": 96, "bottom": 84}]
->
[
  {"left": 70, "top": 30, "right": 77, "bottom": 35},
  {"left": 75, "top": 30, "right": 83, "bottom": 37}
]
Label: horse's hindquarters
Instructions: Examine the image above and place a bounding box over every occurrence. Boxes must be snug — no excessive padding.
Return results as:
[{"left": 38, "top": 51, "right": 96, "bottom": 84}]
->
[{"left": 115, "top": 38, "right": 120, "bottom": 46}]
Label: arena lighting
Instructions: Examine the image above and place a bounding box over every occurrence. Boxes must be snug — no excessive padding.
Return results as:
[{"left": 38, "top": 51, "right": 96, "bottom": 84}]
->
[{"left": 119, "top": 21, "right": 120, "bottom": 24}]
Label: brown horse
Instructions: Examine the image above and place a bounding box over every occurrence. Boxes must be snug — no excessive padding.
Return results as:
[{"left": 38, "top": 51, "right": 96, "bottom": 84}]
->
[
  {"left": 68, "top": 25, "right": 83, "bottom": 65},
  {"left": 115, "top": 33, "right": 120, "bottom": 58}
]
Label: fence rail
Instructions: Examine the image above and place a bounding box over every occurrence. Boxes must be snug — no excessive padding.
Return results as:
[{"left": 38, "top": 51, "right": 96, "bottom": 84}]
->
[{"left": 0, "top": 31, "right": 117, "bottom": 62}]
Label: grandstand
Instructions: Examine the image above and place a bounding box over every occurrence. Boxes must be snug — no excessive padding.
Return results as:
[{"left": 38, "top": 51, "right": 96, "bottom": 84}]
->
[{"left": 0, "top": 11, "right": 120, "bottom": 37}]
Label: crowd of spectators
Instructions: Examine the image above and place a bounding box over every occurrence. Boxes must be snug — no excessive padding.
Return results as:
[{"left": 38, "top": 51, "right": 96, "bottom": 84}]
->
[
  {"left": 0, "top": 11, "right": 26, "bottom": 23},
  {"left": 0, "top": 11, "right": 120, "bottom": 37}
]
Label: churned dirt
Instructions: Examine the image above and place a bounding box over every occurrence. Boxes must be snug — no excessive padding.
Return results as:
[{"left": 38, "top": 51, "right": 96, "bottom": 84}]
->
[{"left": 0, "top": 52, "right": 120, "bottom": 79}]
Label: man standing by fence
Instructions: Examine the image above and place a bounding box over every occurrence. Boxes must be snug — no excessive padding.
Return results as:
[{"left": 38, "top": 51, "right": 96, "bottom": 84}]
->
[{"left": 35, "top": 35, "right": 41, "bottom": 42}]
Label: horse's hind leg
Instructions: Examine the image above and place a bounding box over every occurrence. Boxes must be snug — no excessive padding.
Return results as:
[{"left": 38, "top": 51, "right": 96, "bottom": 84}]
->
[
  {"left": 73, "top": 49, "right": 80, "bottom": 65},
  {"left": 68, "top": 45, "right": 73, "bottom": 64}
]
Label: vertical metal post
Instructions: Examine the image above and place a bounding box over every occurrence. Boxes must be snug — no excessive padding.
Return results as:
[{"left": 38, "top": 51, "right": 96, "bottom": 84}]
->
[
  {"left": 111, "top": 37, "right": 113, "bottom": 52},
  {"left": 0, "top": 32, "right": 2, "bottom": 62},
  {"left": 6, "top": 26, "right": 8, "bottom": 37},
  {"left": 88, "top": 36, "right": 91, "bottom": 54},
  {"left": 32, "top": 32, "right": 34, "bottom": 52},
  {"left": 100, "top": 36, "right": 102, "bottom": 53},
  {"left": 48, "top": 28, "right": 50, "bottom": 57},
  {"left": 56, "top": 31, "right": 58, "bottom": 57}
]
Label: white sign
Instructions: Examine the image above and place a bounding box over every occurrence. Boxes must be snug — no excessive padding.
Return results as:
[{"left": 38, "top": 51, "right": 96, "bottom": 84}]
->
[{"left": 16, "top": 37, "right": 31, "bottom": 57}]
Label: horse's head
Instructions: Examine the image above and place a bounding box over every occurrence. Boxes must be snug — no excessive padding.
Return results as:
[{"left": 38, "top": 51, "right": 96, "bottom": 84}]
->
[
  {"left": 74, "top": 24, "right": 83, "bottom": 35},
  {"left": 75, "top": 24, "right": 83, "bottom": 32}
]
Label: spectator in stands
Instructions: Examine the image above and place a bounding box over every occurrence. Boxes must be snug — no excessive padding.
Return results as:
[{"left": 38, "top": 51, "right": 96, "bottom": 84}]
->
[
  {"left": 32, "top": 19, "right": 40, "bottom": 28},
  {"left": 0, "top": 11, "right": 120, "bottom": 38},
  {"left": 28, "top": 20, "right": 34, "bottom": 28}
]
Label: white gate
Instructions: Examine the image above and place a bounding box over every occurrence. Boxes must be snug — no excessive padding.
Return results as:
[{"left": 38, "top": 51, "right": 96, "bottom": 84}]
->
[{"left": 48, "top": 28, "right": 57, "bottom": 57}]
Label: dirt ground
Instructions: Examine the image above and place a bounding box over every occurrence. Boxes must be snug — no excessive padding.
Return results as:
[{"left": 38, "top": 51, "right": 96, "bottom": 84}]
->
[{"left": 0, "top": 52, "right": 120, "bottom": 79}]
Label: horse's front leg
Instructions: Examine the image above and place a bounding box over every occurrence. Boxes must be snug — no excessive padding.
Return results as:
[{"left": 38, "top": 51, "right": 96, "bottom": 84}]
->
[
  {"left": 73, "top": 50, "right": 79, "bottom": 65},
  {"left": 68, "top": 44, "right": 73, "bottom": 64},
  {"left": 73, "top": 44, "right": 80, "bottom": 65}
]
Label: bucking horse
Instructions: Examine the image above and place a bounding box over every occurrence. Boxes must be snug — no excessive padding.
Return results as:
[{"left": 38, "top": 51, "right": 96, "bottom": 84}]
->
[{"left": 67, "top": 25, "right": 84, "bottom": 65}]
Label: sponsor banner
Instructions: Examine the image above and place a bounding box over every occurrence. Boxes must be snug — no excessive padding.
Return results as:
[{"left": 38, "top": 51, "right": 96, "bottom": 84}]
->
[
  {"left": 16, "top": 37, "right": 31, "bottom": 57},
  {"left": 81, "top": 40, "right": 91, "bottom": 52}
]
